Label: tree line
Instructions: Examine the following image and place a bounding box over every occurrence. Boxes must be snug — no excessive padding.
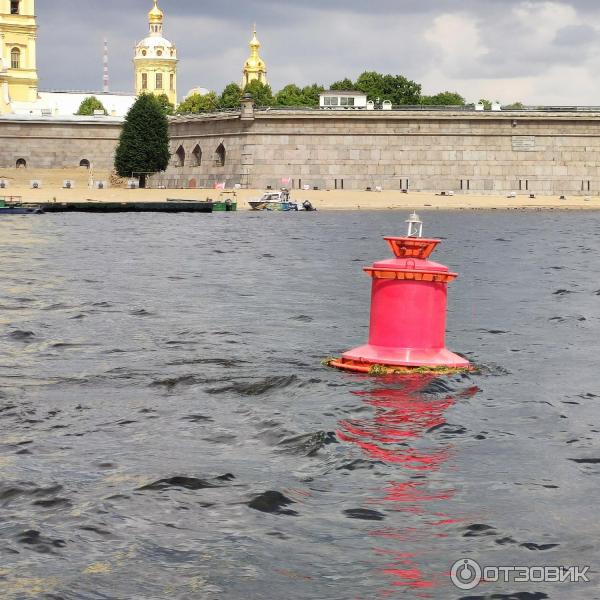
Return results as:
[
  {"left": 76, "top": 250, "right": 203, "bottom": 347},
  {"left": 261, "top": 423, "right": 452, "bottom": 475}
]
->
[
  {"left": 76, "top": 71, "right": 523, "bottom": 117},
  {"left": 176, "top": 72, "right": 471, "bottom": 114},
  {"left": 174, "top": 72, "right": 523, "bottom": 114}
]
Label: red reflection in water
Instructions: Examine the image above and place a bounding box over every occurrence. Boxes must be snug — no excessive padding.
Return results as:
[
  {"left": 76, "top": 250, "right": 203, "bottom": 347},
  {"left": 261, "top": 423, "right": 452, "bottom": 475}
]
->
[{"left": 337, "top": 376, "right": 479, "bottom": 597}]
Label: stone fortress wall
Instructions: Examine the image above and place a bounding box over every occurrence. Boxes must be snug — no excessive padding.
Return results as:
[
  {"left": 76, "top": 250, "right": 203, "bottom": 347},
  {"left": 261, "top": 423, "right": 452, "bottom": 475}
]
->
[
  {"left": 0, "top": 116, "right": 124, "bottom": 171},
  {"left": 3, "top": 108, "right": 600, "bottom": 195},
  {"left": 164, "top": 107, "right": 600, "bottom": 195}
]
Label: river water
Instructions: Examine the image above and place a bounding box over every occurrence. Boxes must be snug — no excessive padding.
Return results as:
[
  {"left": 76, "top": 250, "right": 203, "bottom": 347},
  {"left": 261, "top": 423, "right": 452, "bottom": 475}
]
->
[{"left": 0, "top": 210, "right": 599, "bottom": 600}]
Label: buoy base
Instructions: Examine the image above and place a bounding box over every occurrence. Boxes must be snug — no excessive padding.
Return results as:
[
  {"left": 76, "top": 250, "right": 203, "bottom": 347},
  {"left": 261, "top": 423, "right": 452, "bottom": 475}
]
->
[
  {"left": 328, "top": 358, "right": 469, "bottom": 375},
  {"left": 327, "top": 344, "right": 470, "bottom": 375}
]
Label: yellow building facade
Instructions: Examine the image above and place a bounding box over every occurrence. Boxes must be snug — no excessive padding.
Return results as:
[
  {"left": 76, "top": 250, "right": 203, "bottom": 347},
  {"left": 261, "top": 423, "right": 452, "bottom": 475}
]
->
[
  {"left": 134, "top": 0, "right": 178, "bottom": 106},
  {"left": 242, "top": 28, "right": 267, "bottom": 88},
  {"left": 0, "top": 0, "right": 39, "bottom": 114}
]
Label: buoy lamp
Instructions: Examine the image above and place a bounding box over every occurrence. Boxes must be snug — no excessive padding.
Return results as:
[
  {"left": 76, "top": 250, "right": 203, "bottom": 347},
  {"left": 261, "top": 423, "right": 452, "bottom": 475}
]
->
[
  {"left": 406, "top": 211, "right": 423, "bottom": 238},
  {"left": 330, "top": 214, "right": 469, "bottom": 374}
]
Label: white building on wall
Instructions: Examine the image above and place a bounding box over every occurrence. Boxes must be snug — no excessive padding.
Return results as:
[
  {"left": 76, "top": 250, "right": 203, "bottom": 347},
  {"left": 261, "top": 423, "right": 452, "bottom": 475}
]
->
[
  {"left": 319, "top": 90, "right": 368, "bottom": 110},
  {"left": 10, "top": 91, "right": 136, "bottom": 117}
]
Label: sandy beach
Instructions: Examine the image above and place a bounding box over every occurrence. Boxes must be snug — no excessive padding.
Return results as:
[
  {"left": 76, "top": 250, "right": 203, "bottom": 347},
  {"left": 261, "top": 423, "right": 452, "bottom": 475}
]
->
[{"left": 2, "top": 168, "right": 600, "bottom": 210}]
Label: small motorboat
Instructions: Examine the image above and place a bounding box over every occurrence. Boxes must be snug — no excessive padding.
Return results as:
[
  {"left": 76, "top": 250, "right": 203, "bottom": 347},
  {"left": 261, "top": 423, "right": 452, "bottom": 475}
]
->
[{"left": 249, "top": 189, "right": 298, "bottom": 211}]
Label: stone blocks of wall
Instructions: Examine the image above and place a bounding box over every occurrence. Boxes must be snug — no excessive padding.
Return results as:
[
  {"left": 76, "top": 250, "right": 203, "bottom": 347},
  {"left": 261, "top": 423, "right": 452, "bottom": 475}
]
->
[
  {"left": 158, "top": 115, "right": 249, "bottom": 188},
  {"left": 0, "top": 117, "right": 123, "bottom": 170},
  {"left": 164, "top": 110, "right": 600, "bottom": 194}
]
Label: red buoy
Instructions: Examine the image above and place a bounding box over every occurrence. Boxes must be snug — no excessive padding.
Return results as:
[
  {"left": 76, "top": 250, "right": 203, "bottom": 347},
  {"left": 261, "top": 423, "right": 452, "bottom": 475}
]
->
[{"left": 331, "top": 213, "right": 469, "bottom": 373}]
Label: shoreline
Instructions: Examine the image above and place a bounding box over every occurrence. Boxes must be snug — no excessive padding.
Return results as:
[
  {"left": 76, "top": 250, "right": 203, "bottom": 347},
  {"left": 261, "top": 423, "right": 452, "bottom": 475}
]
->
[
  {"left": 2, "top": 171, "right": 599, "bottom": 210},
  {"left": 7, "top": 189, "right": 600, "bottom": 211}
]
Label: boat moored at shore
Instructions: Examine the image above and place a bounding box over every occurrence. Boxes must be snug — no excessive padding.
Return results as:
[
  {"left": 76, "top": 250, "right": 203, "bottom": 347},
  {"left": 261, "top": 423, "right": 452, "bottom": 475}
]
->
[
  {"left": 0, "top": 197, "right": 44, "bottom": 214},
  {"left": 213, "top": 191, "right": 238, "bottom": 212},
  {"left": 249, "top": 189, "right": 298, "bottom": 211}
]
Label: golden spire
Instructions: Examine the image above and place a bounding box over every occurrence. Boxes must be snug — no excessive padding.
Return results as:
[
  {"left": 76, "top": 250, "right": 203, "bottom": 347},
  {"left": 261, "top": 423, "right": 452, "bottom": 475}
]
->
[
  {"left": 148, "top": 0, "right": 164, "bottom": 25},
  {"left": 250, "top": 25, "right": 260, "bottom": 52}
]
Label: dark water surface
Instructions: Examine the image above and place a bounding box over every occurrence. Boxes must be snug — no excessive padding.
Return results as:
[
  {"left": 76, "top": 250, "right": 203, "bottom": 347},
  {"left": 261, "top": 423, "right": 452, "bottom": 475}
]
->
[{"left": 1, "top": 210, "right": 599, "bottom": 600}]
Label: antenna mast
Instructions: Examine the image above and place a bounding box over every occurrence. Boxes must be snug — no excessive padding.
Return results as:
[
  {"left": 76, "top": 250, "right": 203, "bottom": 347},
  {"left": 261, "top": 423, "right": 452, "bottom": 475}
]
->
[{"left": 103, "top": 38, "right": 109, "bottom": 93}]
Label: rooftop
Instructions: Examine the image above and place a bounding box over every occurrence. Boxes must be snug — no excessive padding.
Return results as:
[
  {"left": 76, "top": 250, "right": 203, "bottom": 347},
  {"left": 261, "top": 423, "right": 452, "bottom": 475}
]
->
[
  {"left": 321, "top": 90, "right": 367, "bottom": 96},
  {"left": 0, "top": 113, "right": 124, "bottom": 124}
]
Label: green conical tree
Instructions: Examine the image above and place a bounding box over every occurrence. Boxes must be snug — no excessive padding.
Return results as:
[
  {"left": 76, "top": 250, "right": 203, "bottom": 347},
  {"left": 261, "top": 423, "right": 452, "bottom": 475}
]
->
[{"left": 114, "top": 94, "right": 170, "bottom": 188}]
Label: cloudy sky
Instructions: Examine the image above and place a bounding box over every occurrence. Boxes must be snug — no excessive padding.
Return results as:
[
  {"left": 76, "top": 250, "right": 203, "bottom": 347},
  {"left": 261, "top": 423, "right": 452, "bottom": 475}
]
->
[{"left": 36, "top": 0, "right": 600, "bottom": 104}]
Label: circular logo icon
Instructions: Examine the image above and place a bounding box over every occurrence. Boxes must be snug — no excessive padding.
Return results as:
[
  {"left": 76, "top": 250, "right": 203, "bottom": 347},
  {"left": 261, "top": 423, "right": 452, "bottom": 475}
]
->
[{"left": 450, "top": 558, "right": 482, "bottom": 590}]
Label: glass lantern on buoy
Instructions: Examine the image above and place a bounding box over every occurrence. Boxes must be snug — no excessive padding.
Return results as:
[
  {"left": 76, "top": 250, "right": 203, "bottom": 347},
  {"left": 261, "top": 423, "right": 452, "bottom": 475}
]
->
[{"left": 406, "top": 212, "right": 423, "bottom": 238}]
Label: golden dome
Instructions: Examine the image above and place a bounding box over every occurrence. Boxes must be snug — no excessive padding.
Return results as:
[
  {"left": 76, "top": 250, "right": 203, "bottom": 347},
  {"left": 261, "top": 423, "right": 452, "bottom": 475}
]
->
[
  {"left": 242, "top": 25, "right": 268, "bottom": 86},
  {"left": 245, "top": 27, "right": 264, "bottom": 69},
  {"left": 148, "top": 0, "right": 163, "bottom": 24}
]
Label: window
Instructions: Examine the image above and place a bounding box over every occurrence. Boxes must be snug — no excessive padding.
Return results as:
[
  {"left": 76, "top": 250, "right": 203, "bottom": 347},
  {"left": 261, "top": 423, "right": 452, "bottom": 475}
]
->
[
  {"left": 11, "top": 1, "right": 20, "bottom": 15},
  {"left": 141, "top": 50, "right": 147, "bottom": 57},
  {"left": 156, "top": 73, "right": 163, "bottom": 90},
  {"left": 170, "top": 74, "right": 174, "bottom": 91},
  {"left": 16, "top": 158, "right": 26, "bottom": 168},
  {"left": 79, "top": 159, "right": 90, "bottom": 169},
  {"left": 215, "top": 144, "right": 226, "bottom": 167},
  {"left": 323, "top": 97, "right": 339, "bottom": 106},
  {"left": 157, "top": 49, "right": 163, "bottom": 57},
  {"left": 192, "top": 145, "right": 202, "bottom": 167},
  {"left": 340, "top": 97, "right": 355, "bottom": 107},
  {"left": 10, "top": 48, "right": 20, "bottom": 70},
  {"left": 141, "top": 73, "right": 148, "bottom": 90},
  {"left": 175, "top": 146, "right": 185, "bottom": 167}
]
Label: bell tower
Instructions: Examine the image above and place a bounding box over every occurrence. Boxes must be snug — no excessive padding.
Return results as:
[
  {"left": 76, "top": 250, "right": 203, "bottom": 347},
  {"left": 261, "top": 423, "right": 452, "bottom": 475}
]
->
[
  {"left": 134, "top": 0, "right": 178, "bottom": 106},
  {"left": 0, "top": 0, "right": 39, "bottom": 112}
]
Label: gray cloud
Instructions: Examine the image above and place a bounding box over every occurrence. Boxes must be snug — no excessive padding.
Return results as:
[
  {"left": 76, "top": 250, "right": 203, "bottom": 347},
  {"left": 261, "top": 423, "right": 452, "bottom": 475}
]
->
[
  {"left": 554, "top": 24, "right": 598, "bottom": 46},
  {"left": 35, "top": 0, "right": 600, "bottom": 104}
]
